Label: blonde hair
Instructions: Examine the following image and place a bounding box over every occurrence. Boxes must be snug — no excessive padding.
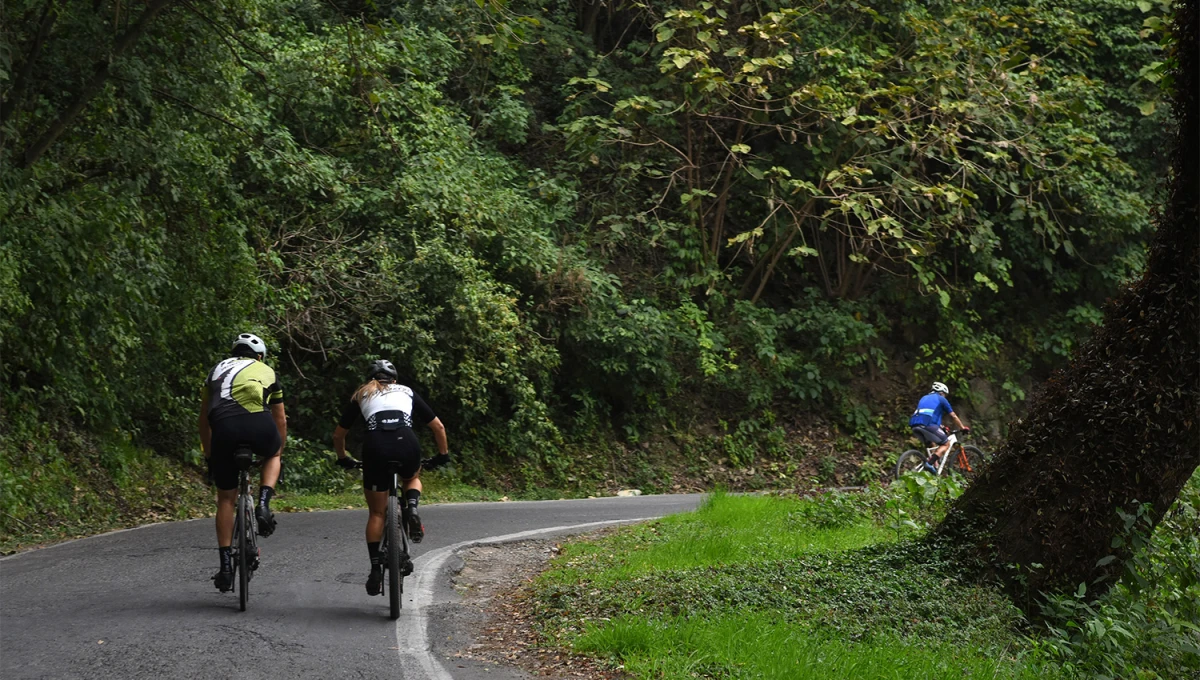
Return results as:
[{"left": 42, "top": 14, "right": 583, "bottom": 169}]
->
[{"left": 353, "top": 379, "right": 393, "bottom": 403}]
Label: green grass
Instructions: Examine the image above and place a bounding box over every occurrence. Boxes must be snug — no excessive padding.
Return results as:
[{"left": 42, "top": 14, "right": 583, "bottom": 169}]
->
[
  {"left": 533, "top": 491, "right": 1047, "bottom": 678},
  {"left": 543, "top": 492, "right": 889, "bottom": 586},
  {"left": 575, "top": 613, "right": 1051, "bottom": 680}
]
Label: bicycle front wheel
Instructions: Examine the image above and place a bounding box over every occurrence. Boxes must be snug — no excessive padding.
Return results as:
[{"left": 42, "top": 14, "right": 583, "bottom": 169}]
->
[
  {"left": 949, "top": 445, "right": 987, "bottom": 481},
  {"left": 387, "top": 494, "right": 401, "bottom": 620},
  {"left": 894, "top": 450, "right": 929, "bottom": 480},
  {"left": 238, "top": 495, "right": 250, "bottom": 612}
]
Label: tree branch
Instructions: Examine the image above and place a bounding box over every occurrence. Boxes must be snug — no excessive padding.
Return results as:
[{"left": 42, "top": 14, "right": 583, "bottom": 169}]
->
[{"left": 20, "top": 0, "right": 175, "bottom": 168}]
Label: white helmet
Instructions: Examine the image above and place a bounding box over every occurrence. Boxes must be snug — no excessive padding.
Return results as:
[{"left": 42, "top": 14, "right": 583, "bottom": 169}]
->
[
  {"left": 931, "top": 381, "right": 949, "bottom": 395},
  {"left": 232, "top": 332, "right": 267, "bottom": 359}
]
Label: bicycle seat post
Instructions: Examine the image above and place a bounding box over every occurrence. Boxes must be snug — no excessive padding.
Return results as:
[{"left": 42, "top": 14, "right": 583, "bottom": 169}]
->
[{"left": 234, "top": 446, "right": 254, "bottom": 472}]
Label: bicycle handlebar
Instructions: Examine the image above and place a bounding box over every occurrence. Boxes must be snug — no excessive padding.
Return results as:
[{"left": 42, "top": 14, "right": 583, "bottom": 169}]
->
[{"left": 333, "top": 455, "right": 451, "bottom": 472}]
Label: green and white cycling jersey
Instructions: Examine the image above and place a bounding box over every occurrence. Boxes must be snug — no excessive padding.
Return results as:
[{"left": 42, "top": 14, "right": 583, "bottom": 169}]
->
[{"left": 201, "top": 357, "right": 284, "bottom": 422}]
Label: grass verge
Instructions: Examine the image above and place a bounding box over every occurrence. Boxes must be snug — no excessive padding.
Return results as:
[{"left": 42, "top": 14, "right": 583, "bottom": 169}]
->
[
  {"left": 574, "top": 613, "right": 1043, "bottom": 680},
  {"left": 532, "top": 490, "right": 1046, "bottom": 678},
  {"left": 532, "top": 479, "right": 1200, "bottom": 679}
]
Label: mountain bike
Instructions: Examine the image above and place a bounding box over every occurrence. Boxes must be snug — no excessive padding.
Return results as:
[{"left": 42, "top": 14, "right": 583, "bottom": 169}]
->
[
  {"left": 231, "top": 446, "right": 261, "bottom": 612},
  {"left": 894, "top": 429, "right": 988, "bottom": 482}
]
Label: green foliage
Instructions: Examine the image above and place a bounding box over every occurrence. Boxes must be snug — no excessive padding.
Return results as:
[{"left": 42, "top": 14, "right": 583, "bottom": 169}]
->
[
  {"left": 1, "top": 0, "right": 585, "bottom": 489},
  {"left": 574, "top": 613, "right": 1052, "bottom": 680},
  {"left": 0, "top": 0, "right": 1174, "bottom": 521},
  {"left": 1030, "top": 471, "right": 1200, "bottom": 679},
  {"left": 787, "top": 489, "right": 864, "bottom": 529},
  {"left": 561, "top": 0, "right": 1155, "bottom": 309},
  {"left": 718, "top": 413, "right": 786, "bottom": 467},
  {"left": 277, "top": 437, "right": 358, "bottom": 495},
  {"left": 0, "top": 413, "right": 209, "bottom": 551},
  {"left": 916, "top": 310, "right": 1004, "bottom": 391},
  {"left": 536, "top": 482, "right": 1198, "bottom": 678},
  {"left": 535, "top": 492, "right": 1035, "bottom": 673}
]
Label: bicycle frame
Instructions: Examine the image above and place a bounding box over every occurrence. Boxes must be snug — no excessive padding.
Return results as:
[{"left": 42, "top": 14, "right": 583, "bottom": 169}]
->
[
  {"left": 927, "top": 432, "right": 958, "bottom": 475},
  {"left": 926, "top": 432, "right": 982, "bottom": 476},
  {"left": 231, "top": 453, "right": 259, "bottom": 611},
  {"left": 378, "top": 472, "right": 402, "bottom": 564}
]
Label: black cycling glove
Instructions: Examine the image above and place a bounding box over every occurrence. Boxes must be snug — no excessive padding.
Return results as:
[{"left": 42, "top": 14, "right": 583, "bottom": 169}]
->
[
  {"left": 426, "top": 453, "right": 451, "bottom": 470},
  {"left": 335, "top": 456, "right": 360, "bottom": 470},
  {"left": 204, "top": 457, "right": 215, "bottom": 485}
]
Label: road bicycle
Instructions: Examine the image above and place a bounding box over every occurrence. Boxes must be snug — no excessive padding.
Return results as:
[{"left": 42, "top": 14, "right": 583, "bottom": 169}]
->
[
  {"left": 340, "top": 455, "right": 447, "bottom": 620},
  {"left": 231, "top": 446, "right": 261, "bottom": 612},
  {"left": 894, "top": 429, "right": 988, "bottom": 482}
]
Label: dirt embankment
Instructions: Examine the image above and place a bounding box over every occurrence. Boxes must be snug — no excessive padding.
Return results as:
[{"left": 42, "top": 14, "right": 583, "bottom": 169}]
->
[{"left": 447, "top": 539, "right": 624, "bottom": 679}]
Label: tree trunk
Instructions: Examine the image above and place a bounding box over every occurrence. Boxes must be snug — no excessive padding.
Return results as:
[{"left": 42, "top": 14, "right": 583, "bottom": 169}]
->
[{"left": 937, "top": 0, "right": 1199, "bottom": 599}]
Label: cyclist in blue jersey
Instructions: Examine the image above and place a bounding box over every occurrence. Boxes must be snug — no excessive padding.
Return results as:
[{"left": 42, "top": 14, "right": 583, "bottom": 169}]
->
[{"left": 908, "top": 382, "right": 969, "bottom": 470}]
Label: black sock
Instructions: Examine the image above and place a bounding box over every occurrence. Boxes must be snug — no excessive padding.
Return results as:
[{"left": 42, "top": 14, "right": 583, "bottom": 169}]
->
[
  {"left": 259, "top": 486, "right": 275, "bottom": 510},
  {"left": 367, "top": 541, "right": 381, "bottom": 567},
  {"left": 219, "top": 546, "right": 232, "bottom": 572},
  {"left": 405, "top": 488, "right": 420, "bottom": 509}
]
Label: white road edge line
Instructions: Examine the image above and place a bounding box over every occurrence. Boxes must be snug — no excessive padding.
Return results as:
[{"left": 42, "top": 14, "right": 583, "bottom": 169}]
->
[{"left": 396, "top": 517, "right": 658, "bottom": 680}]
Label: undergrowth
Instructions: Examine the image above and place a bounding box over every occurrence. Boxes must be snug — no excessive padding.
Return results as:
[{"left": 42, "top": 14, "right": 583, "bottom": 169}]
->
[
  {"left": 0, "top": 416, "right": 210, "bottom": 554},
  {"left": 0, "top": 417, "right": 593, "bottom": 554},
  {"left": 532, "top": 478, "right": 1200, "bottom": 679}
]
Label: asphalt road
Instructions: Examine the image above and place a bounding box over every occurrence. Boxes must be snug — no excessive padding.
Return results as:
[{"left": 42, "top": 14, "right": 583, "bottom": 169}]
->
[{"left": 0, "top": 494, "right": 703, "bottom": 679}]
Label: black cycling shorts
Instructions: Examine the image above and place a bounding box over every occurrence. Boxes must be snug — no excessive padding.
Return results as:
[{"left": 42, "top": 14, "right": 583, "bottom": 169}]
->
[
  {"left": 209, "top": 412, "right": 281, "bottom": 491},
  {"left": 912, "top": 423, "right": 949, "bottom": 446},
  {"left": 361, "top": 428, "right": 422, "bottom": 492}
]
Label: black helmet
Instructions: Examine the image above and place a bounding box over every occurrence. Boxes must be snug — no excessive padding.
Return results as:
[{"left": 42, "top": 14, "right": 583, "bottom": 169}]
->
[{"left": 366, "top": 359, "right": 398, "bottom": 382}]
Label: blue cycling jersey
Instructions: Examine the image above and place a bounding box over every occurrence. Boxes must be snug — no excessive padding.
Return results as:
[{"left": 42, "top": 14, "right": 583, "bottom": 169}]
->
[{"left": 909, "top": 393, "right": 953, "bottom": 426}]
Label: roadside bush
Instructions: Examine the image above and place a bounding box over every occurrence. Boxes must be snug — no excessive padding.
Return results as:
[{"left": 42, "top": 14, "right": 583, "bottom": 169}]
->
[
  {"left": 787, "top": 489, "right": 864, "bottom": 530},
  {"left": 1030, "top": 471, "right": 1200, "bottom": 679}
]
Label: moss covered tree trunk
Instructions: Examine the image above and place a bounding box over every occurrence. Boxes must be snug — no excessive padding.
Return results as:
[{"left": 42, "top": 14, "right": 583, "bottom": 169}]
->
[{"left": 938, "top": 0, "right": 1199, "bottom": 597}]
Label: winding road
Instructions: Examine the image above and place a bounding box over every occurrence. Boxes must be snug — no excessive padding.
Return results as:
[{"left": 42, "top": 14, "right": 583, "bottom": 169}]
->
[{"left": 0, "top": 494, "right": 701, "bottom": 679}]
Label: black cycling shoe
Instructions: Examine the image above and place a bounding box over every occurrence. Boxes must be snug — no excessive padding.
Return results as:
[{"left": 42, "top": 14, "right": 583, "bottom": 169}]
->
[
  {"left": 407, "top": 510, "right": 424, "bottom": 543},
  {"left": 213, "top": 569, "right": 234, "bottom": 592},
  {"left": 401, "top": 557, "right": 414, "bottom": 577},
  {"left": 256, "top": 505, "right": 276, "bottom": 537},
  {"left": 366, "top": 566, "right": 383, "bottom": 596}
]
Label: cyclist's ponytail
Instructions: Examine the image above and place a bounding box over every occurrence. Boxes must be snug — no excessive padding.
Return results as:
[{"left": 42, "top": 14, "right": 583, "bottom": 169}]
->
[{"left": 353, "top": 380, "right": 387, "bottom": 403}]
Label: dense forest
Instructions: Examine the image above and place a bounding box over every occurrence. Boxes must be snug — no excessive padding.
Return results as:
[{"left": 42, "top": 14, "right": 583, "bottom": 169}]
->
[{"left": 0, "top": 0, "right": 1177, "bottom": 528}]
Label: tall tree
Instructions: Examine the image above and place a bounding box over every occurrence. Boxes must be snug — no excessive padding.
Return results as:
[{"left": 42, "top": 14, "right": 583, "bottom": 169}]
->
[{"left": 938, "top": 0, "right": 1198, "bottom": 598}]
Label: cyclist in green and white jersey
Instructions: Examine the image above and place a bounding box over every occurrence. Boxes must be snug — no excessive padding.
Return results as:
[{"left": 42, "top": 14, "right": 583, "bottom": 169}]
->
[{"left": 198, "top": 333, "right": 287, "bottom": 592}]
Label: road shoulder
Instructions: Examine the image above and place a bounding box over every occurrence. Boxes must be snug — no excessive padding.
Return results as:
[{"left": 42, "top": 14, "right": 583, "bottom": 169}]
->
[{"left": 433, "top": 538, "right": 627, "bottom": 680}]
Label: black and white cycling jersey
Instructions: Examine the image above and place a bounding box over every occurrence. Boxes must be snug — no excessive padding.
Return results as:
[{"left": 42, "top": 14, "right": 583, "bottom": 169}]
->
[{"left": 338, "top": 384, "right": 436, "bottom": 432}]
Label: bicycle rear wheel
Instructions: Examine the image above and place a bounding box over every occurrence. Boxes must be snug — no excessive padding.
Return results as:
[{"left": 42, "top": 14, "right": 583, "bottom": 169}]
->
[
  {"left": 387, "top": 494, "right": 401, "bottom": 620},
  {"left": 949, "top": 445, "right": 986, "bottom": 481},
  {"left": 894, "top": 450, "right": 929, "bottom": 480},
  {"left": 237, "top": 493, "right": 249, "bottom": 612}
]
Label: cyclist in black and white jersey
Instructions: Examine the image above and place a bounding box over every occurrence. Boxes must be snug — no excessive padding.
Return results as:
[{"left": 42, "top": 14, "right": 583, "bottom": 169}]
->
[{"left": 332, "top": 360, "right": 450, "bottom": 596}]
